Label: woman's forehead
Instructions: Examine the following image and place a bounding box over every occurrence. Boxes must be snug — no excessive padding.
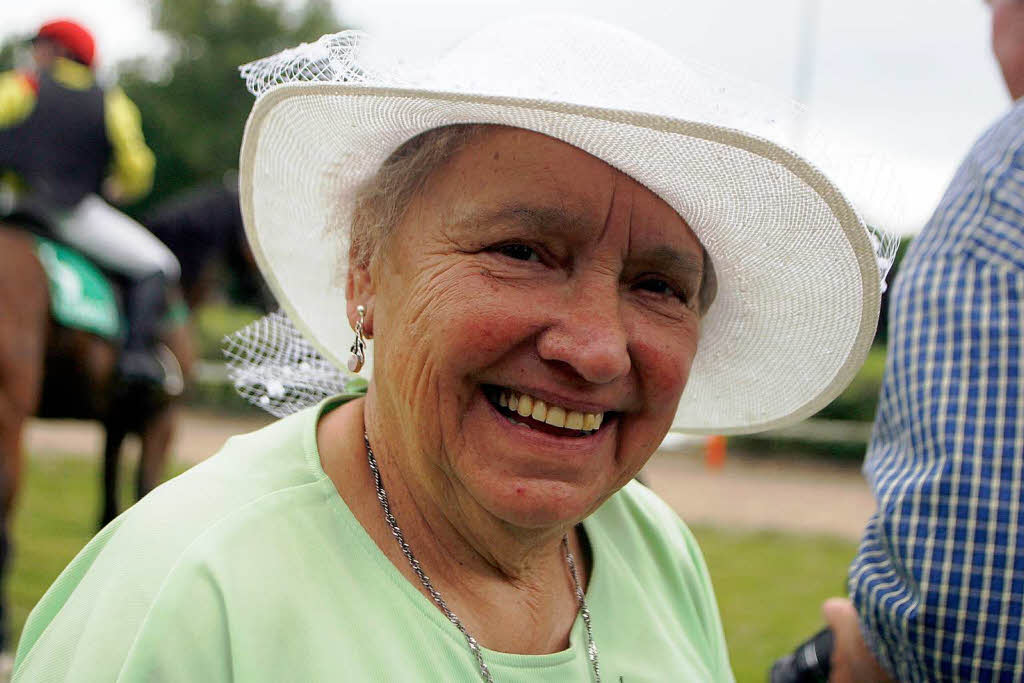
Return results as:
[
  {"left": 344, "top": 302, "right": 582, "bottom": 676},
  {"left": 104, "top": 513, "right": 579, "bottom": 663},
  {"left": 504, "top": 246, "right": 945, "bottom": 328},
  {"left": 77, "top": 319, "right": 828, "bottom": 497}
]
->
[{"left": 427, "top": 127, "right": 702, "bottom": 253}]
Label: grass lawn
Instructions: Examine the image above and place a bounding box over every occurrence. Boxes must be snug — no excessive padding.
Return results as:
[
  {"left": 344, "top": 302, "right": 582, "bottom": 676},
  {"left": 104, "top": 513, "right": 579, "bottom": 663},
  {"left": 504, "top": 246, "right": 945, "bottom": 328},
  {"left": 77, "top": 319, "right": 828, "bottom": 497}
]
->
[
  {"left": 9, "top": 455, "right": 856, "bottom": 681},
  {"left": 693, "top": 527, "right": 856, "bottom": 682}
]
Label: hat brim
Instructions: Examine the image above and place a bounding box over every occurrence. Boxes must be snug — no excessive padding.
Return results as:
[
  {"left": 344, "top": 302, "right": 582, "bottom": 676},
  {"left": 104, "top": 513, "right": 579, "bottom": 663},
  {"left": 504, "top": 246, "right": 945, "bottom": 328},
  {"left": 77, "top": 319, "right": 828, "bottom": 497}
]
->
[{"left": 239, "top": 83, "right": 879, "bottom": 435}]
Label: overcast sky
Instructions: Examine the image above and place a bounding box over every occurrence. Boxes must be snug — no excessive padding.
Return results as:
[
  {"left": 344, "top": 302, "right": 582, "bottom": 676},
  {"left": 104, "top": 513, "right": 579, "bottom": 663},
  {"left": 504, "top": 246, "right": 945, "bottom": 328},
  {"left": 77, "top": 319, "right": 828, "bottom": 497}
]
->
[{"left": 3, "top": 0, "right": 1012, "bottom": 234}]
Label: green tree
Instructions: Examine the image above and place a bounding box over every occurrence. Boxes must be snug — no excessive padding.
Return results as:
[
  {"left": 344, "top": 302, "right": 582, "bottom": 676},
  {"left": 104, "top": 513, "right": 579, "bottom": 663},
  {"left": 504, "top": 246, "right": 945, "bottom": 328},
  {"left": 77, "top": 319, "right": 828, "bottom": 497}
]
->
[
  {"left": 120, "top": 0, "right": 342, "bottom": 212},
  {"left": 0, "top": 35, "right": 26, "bottom": 72}
]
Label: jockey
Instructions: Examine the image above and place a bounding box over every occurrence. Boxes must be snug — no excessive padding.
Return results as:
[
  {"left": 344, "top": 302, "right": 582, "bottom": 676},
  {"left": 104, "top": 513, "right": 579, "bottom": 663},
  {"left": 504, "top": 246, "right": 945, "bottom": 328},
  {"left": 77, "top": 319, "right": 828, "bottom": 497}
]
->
[{"left": 0, "top": 20, "right": 181, "bottom": 388}]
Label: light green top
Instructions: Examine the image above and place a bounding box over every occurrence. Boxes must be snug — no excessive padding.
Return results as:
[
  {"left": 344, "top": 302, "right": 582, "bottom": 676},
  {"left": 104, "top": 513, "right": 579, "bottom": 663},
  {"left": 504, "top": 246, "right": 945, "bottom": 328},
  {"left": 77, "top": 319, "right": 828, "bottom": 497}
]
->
[{"left": 14, "top": 397, "right": 734, "bottom": 682}]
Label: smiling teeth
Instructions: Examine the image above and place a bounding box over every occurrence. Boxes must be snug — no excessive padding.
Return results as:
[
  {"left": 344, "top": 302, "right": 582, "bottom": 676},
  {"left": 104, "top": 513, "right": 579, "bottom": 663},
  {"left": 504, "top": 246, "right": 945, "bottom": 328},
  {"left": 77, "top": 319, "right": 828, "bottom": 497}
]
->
[
  {"left": 517, "top": 395, "right": 533, "bottom": 417},
  {"left": 497, "top": 390, "right": 604, "bottom": 432}
]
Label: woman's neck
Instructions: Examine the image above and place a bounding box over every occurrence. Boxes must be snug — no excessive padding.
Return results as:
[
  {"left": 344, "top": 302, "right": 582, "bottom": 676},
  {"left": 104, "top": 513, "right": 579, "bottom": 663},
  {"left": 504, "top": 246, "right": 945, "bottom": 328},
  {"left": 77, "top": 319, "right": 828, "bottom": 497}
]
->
[{"left": 317, "top": 395, "right": 591, "bottom": 654}]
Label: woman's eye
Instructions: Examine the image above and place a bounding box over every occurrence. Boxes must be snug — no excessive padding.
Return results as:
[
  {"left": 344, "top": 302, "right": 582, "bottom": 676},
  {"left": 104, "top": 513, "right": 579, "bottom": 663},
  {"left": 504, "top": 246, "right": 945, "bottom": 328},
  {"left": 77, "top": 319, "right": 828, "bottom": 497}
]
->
[
  {"left": 493, "top": 243, "right": 540, "bottom": 262},
  {"left": 636, "top": 278, "right": 679, "bottom": 297}
]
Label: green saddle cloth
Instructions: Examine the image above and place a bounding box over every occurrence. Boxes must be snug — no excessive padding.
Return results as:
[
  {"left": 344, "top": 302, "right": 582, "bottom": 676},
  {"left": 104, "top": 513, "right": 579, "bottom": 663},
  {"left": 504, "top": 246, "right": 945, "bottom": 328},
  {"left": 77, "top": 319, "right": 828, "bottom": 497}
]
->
[{"left": 34, "top": 237, "right": 121, "bottom": 340}]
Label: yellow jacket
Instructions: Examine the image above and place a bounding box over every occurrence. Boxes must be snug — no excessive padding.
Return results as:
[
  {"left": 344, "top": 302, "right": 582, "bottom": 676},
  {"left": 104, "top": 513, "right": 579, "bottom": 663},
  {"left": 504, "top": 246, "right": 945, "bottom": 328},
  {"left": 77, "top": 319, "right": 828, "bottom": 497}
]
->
[{"left": 0, "top": 57, "right": 155, "bottom": 202}]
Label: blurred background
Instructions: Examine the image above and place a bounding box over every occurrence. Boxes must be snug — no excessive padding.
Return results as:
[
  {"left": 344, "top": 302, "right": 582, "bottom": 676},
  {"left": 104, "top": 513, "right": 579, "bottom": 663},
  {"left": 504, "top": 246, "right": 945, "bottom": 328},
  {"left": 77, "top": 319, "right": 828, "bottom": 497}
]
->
[{"left": 0, "top": 1, "right": 1010, "bottom": 680}]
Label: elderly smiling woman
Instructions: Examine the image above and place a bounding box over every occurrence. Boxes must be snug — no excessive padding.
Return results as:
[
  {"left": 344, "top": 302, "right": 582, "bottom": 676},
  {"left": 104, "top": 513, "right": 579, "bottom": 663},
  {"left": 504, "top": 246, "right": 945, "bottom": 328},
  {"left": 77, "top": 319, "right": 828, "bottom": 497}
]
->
[{"left": 13, "top": 16, "right": 894, "bottom": 683}]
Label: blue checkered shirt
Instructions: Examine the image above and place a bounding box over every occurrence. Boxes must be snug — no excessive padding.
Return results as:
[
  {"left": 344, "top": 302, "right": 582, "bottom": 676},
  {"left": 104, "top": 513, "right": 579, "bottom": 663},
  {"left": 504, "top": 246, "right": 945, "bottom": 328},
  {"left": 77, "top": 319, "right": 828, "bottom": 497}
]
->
[{"left": 849, "top": 99, "right": 1024, "bottom": 682}]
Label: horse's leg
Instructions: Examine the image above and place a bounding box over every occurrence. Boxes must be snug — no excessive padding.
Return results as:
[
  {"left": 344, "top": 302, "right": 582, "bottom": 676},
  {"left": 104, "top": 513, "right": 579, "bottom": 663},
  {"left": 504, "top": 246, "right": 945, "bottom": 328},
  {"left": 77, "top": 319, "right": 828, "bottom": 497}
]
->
[
  {"left": 0, "top": 393, "right": 34, "bottom": 537},
  {"left": 70, "top": 329, "right": 121, "bottom": 529},
  {"left": 137, "top": 405, "right": 175, "bottom": 500},
  {"left": 100, "top": 421, "right": 127, "bottom": 528},
  {"left": 0, "top": 392, "right": 30, "bottom": 654},
  {"left": 163, "top": 289, "right": 195, "bottom": 382},
  {"left": 0, "top": 229, "right": 47, "bottom": 653},
  {"left": 133, "top": 317, "right": 192, "bottom": 500}
]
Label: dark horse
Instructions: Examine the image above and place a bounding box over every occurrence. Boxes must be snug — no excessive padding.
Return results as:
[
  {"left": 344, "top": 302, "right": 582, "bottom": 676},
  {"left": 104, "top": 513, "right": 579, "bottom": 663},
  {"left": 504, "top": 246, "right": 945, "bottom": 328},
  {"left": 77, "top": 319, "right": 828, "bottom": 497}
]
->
[
  {"left": 10, "top": 183, "right": 262, "bottom": 526},
  {"left": 145, "top": 183, "right": 271, "bottom": 311},
  {"left": 0, "top": 223, "right": 193, "bottom": 528},
  {"left": 0, "top": 183, "right": 262, "bottom": 531},
  {"left": 0, "top": 221, "right": 196, "bottom": 650},
  {"left": 0, "top": 184, "right": 264, "bottom": 648}
]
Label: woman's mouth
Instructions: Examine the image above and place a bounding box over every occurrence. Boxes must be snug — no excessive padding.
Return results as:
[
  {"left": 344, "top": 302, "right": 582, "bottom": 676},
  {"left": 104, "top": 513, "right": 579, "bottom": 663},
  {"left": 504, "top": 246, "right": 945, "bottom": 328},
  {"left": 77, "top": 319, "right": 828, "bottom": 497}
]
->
[{"left": 483, "top": 385, "right": 613, "bottom": 438}]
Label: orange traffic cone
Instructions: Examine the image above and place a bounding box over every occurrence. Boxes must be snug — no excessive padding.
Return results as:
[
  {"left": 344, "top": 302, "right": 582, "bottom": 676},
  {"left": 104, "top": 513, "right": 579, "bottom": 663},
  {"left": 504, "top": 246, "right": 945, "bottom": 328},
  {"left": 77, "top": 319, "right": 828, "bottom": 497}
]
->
[{"left": 705, "top": 435, "right": 727, "bottom": 470}]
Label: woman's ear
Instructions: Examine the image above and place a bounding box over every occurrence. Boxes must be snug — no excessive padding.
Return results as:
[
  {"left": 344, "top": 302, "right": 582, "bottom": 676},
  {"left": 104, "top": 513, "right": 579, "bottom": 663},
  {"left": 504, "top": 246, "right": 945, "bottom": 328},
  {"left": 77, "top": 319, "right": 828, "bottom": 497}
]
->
[{"left": 346, "top": 258, "right": 375, "bottom": 338}]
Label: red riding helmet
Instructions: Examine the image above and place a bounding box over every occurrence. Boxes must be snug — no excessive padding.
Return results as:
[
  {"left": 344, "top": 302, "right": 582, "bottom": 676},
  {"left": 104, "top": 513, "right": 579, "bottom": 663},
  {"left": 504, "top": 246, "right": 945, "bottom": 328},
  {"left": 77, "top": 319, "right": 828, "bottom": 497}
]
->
[{"left": 34, "top": 20, "right": 96, "bottom": 68}]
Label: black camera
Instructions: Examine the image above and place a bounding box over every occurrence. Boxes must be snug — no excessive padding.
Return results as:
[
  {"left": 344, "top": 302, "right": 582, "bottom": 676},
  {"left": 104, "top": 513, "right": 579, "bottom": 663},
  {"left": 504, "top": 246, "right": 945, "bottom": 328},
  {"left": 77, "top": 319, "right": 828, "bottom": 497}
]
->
[{"left": 769, "top": 628, "right": 833, "bottom": 683}]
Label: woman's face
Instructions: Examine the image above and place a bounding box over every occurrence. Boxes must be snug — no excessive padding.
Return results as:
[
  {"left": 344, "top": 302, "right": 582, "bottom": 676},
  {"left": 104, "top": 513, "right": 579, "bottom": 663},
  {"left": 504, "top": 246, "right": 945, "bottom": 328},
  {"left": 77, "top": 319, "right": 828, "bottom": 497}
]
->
[{"left": 361, "top": 127, "right": 706, "bottom": 530}]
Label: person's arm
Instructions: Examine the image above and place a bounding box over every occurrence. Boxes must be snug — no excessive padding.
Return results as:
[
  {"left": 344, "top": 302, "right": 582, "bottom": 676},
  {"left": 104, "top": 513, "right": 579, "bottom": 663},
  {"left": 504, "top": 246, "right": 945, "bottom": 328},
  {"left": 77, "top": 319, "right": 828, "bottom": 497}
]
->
[
  {"left": 103, "top": 86, "right": 155, "bottom": 203},
  {"left": 829, "top": 105, "right": 1024, "bottom": 681},
  {"left": 13, "top": 549, "right": 231, "bottom": 682},
  {"left": 677, "top": 519, "right": 734, "bottom": 683},
  {"left": 0, "top": 71, "right": 37, "bottom": 129},
  {"left": 111, "top": 556, "right": 233, "bottom": 681},
  {"left": 822, "top": 598, "right": 893, "bottom": 683},
  {"left": 844, "top": 229, "right": 1024, "bottom": 680},
  {"left": 634, "top": 482, "right": 735, "bottom": 682}
]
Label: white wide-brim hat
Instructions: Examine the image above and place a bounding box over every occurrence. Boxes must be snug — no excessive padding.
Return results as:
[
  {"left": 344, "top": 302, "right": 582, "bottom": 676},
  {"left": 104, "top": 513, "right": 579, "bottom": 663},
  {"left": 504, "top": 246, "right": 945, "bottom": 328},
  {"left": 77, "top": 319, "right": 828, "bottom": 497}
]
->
[{"left": 230, "top": 14, "right": 898, "bottom": 435}]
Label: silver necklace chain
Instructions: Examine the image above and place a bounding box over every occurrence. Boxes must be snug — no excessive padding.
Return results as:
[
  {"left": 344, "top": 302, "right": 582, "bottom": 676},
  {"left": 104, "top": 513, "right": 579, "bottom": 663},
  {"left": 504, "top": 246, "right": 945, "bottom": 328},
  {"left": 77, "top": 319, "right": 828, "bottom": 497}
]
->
[{"left": 363, "top": 431, "right": 601, "bottom": 682}]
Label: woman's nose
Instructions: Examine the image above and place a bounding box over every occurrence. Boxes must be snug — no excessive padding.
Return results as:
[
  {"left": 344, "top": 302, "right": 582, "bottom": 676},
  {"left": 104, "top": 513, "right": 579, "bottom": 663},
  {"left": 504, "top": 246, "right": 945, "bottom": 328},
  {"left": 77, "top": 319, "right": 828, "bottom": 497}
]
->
[{"left": 535, "top": 285, "right": 631, "bottom": 384}]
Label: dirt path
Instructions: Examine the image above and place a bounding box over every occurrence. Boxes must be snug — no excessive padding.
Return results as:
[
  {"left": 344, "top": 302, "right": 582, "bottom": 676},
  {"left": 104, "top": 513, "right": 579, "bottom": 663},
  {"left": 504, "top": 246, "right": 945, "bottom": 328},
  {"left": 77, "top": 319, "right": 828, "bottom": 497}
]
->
[
  {"left": 24, "top": 409, "right": 274, "bottom": 465},
  {"left": 25, "top": 412, "right": 876, "bottom": 541},
  {"left": 643, "top": 443, "right": 874, "bottom": 541}
]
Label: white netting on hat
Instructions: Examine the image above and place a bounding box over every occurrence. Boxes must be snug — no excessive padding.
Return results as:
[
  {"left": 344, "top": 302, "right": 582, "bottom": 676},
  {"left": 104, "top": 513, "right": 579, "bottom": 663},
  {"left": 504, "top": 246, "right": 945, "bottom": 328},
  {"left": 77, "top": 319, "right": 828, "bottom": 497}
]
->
[
  {"left": 223, "top": 311, "right": 366, "bottom": 417},
  {"left": 239, "top": 31, "right": 405, "bottom": 97},
  {"left": 868, "top": 223, "right": 899, "bottom": 293}
]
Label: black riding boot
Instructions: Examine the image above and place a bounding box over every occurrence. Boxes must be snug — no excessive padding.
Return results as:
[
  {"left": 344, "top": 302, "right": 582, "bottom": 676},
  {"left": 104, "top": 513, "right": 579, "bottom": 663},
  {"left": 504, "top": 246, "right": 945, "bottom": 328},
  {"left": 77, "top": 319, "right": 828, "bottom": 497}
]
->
[{"left": 118, "top": 272, "right": 168, "bottom": 387}]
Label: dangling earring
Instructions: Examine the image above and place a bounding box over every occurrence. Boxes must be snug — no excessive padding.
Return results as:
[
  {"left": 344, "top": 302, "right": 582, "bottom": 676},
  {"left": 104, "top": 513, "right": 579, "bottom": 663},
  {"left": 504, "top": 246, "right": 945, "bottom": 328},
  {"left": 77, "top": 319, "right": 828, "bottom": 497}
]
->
[{"left": 347, "top": 305, "right": 367, "bottom": 373}]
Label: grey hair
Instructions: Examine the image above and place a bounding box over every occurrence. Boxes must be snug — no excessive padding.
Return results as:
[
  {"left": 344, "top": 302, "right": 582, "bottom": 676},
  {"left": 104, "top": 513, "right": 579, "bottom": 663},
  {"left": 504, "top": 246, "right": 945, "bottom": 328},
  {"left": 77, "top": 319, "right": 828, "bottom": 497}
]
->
[
  {"left": 348, "top": 124, "right": 717, "bottom": 315},
  {"left": 349, "top": 124, "right": 489, "bottom": 268}
]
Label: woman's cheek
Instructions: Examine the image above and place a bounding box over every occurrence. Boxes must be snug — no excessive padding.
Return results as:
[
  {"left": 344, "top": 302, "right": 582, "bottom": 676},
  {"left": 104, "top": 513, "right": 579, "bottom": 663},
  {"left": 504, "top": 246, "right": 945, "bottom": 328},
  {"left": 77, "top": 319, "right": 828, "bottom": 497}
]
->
[
  {"left": 438, "top": 277, "right": 544, "bottom": 358},
  {"left": 634, "top": 323, "right": 699, "bottom": 401}
]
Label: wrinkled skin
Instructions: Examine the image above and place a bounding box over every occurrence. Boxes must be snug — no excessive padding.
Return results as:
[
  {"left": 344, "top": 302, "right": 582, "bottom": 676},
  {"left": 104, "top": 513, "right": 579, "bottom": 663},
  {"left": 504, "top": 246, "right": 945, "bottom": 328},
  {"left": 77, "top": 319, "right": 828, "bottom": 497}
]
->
[{"left": 356, "top": 127, "right": 704, "bottom": 536}]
